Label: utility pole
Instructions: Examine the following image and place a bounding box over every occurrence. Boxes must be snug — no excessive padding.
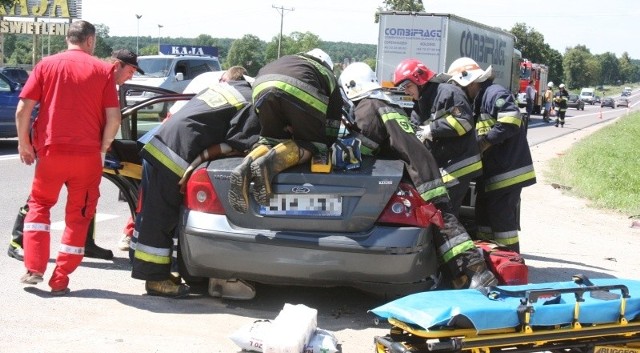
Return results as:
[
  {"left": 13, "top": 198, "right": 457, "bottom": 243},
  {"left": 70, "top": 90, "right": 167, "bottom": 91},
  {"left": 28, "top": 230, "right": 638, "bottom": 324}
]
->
[
  {"left": 136, "top": 14, "right": 142, "bottom": 55},
  {"left": 272, "top": 4, "right": 294, "bottom": 59},
  {"left": 157, "top": 24, "right": 163, "bottom": 54}
]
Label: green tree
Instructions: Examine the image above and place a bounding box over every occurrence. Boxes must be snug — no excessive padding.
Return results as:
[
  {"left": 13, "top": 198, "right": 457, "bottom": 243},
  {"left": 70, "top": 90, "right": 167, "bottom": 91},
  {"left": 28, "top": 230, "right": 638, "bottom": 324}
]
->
[
  {"left": 139, "top": 44, "right": 158, "bottom": 56},
  {"left": 563, "top": 45, "right": 592, "bottom": 89},
  {"left": 94, "top": 24, "right": 113, "bottom": 58},
  {"left": 7, "top": 40, "right": 31, "bottom": 65},
  {"left": 509, "top": 23, "right": 564, "bottom": 84},
  {"left": 194, "top": 34, "right": 216, "bottom": 46},
  {"left": 264, "top": 31, "right": 321, "bottom": 64},
  {"left": 596, "top": 52, "right": 619, "bottom": 85},
  {"left": 510, "top": 23, "right": 547, "bottom": 64},
  {"left": 226, "top": 34, "right": 266, "bottom": 76},
  {"left": 618, "top": 52, "right": 638, "bottom": 84},
  {"left": 545, "top": 46, "right": 564, "bottom": 86},
  {"left": 375, "top": 0, "right": 424, "bottom": 22}
]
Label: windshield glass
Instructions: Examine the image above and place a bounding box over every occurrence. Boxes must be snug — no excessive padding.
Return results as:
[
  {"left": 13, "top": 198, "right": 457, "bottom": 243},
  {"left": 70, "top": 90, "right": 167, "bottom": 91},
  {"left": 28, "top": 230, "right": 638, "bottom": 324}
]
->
[
  {"left": 136, "top": 58, "right": 172, "bottom": 78},
  {"left": 582, "top": 92, "right": 593, "bottom": 97}
]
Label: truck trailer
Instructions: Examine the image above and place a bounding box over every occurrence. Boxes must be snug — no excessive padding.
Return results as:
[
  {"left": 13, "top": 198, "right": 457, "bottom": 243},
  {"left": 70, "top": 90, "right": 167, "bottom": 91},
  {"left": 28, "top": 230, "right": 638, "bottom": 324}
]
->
[{"left": 376, "top": 12, "right": 520, "bottom": 108}]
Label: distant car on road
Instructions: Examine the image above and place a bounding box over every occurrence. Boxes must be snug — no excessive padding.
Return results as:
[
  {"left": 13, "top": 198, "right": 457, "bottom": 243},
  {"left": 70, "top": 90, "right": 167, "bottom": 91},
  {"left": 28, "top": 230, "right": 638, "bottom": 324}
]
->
[
  {"left": 601, "top": 97, "right": 615, "bottom": 109},
  {"left": 0, "top": 72, "right": 23, "bottom": 138},
  {"left": 594, "top": 96, "right": 601, "bottom": 104},
  {"left": 567, "top": 94, "right": 585, "bottom": 110},
  {"left": 616, "top": 97, "right": 630, "bottom": 108}
]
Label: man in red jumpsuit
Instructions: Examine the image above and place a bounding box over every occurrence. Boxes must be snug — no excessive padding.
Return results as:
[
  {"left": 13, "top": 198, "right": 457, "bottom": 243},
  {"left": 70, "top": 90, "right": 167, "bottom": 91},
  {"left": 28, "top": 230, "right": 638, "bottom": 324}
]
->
[
  {"left": 15, "top": 20, "right": 121, "bottom": 295},
  {"left": 7, "top": 49, "right": 143, "bottom": 262}
]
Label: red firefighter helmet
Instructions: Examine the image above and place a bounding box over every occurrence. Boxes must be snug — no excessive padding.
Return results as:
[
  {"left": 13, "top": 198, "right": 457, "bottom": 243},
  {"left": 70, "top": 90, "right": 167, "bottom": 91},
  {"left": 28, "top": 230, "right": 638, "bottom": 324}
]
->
[{"left": 393, "top": 58, "right": 435, "bottom": 87}]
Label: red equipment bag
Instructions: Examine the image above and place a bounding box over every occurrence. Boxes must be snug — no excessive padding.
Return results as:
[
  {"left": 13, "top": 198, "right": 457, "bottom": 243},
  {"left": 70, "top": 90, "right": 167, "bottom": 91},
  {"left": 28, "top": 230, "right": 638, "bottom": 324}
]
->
[{"left": 474, "top": 240, "right": 528, "bottom": 285}]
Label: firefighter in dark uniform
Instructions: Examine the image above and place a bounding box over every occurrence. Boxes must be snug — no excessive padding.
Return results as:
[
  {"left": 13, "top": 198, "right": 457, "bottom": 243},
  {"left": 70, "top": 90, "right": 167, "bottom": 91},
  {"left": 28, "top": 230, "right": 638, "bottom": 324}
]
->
[
  {"left": 447, "top": 57, "right": 537, "bottom": 253},
  {"left": 554, "top": 83, "right": 569, "bottom": 127},
  {"left": 339, "top": 62, "right": 497, "bottom": 289},
  {"left": 228, "top": 48, "right": 343, "bottom": 213},
  {"left": 132, "top": 79, "right": 260, "bottom": 298},
  {"left": 394, "top": 58, "right": 483, "bottom": 218}
]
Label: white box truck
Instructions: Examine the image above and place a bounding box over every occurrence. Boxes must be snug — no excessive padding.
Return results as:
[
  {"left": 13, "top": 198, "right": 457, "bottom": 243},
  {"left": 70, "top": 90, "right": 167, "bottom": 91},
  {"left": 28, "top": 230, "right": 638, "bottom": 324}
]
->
[{"left": 376, "top": 12, "right": 520, "bottom": 108}]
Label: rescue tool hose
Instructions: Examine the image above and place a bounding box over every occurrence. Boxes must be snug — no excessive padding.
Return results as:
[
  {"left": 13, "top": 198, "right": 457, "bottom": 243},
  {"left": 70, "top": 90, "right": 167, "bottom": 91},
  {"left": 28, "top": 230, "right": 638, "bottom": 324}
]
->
[{"left": 178, "top": 143, "right": 232, "bottom": 192}]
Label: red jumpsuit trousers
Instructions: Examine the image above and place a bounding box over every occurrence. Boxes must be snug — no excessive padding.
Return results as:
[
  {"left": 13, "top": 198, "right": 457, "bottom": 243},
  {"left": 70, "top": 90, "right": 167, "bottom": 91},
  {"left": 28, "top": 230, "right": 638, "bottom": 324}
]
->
[{"left": 23, "top": 148, "right": 102, "bottom": 291}]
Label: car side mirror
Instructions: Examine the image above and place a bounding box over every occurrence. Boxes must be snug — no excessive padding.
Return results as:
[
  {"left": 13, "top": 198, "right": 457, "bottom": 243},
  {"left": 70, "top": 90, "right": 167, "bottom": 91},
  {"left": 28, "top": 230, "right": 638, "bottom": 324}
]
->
[{"left": 175, "top": 72, "right": 184, "bottom": 81}]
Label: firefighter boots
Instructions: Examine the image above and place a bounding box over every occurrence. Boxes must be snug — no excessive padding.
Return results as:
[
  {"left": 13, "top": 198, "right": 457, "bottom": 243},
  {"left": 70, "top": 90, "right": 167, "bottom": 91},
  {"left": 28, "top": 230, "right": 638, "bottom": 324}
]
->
[
  {"left": 8, "top": 205, "right": 27, "bottom": 261},
  {"left": 145, "top": 279, "right": 190, "bottom": 298},
  {"left": 439, "top": 211, "right": 498, "bottom": 289},
  {"left": 84, "top": 235, "right": 114, "bottom": 260},
  {"left": 250, "top": 140, "right": 305, "bottom": 206},
  {"left": 7, "top": 245, "right": 24, "bottom": 261},
  {"left": 462, "top": 253, "right": 498, "bottom": 289},
  {"left": 229, "top": 145, "right": 271, "bottom": 213}
]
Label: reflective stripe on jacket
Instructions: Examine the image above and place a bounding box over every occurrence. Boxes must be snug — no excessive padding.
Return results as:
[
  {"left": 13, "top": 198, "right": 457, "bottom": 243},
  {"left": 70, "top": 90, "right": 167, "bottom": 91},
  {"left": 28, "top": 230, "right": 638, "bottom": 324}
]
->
[
  {"left": 354, "top": 96, "right": 448, "bottom": 202},
  {"left": 474, "top": 82, "right": 536, "bottom": 193},
  {"left": 414, "top": 83, "right": 483, "bottom": 186},
  {"left": 252, "top": 54, "right": 343, "bottom": 143},
  {"left": 142, "top": 81, "right": 253, "bottom": 177}
]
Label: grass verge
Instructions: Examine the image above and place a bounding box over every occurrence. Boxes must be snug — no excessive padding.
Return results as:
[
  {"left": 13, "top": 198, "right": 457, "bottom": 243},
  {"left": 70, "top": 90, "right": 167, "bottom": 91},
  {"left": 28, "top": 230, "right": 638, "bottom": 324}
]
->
[{"left": 546, "top": 111, "right": 640, "bottom": 217}]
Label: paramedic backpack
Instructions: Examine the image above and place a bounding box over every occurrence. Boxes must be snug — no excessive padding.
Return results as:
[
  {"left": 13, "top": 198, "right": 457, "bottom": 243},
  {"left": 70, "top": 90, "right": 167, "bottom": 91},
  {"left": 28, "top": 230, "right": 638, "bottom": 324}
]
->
[{"left": 474, "top": 240, "right": 528, "bottom": 285}]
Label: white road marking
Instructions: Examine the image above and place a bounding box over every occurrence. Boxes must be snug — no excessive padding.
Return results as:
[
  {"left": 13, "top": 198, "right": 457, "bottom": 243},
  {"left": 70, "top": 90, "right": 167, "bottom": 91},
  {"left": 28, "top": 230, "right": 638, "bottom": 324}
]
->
[{"left": 50, "top": 213, "right": 120, "bottom": 230}]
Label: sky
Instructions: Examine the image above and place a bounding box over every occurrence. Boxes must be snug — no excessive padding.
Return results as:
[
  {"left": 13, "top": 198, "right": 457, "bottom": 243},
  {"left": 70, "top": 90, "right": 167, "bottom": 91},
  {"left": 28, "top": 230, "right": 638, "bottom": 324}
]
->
[{"left": 81, "top": 0, "right": 640, "bottom": 60}]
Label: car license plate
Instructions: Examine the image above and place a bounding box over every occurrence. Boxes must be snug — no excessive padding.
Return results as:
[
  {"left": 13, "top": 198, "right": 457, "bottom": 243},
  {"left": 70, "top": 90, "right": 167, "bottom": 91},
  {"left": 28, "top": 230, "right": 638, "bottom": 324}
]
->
[{"left": 259, "top": 194, "right": 342, "bottom": 216}]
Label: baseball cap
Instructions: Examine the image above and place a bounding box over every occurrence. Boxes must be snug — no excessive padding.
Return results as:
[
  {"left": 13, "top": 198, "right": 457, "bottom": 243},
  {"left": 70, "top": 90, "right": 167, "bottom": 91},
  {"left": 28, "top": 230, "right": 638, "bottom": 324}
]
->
[{"left": 112, "top": 49, "right": 144, "bottom": 74}]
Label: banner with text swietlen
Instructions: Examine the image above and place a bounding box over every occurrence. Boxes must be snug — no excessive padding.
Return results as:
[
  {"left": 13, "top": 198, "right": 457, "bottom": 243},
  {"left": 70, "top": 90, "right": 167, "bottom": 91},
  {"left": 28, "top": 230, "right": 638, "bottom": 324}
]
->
[{"left": 0, "top": 0, "right": 81, "bottom": 35}]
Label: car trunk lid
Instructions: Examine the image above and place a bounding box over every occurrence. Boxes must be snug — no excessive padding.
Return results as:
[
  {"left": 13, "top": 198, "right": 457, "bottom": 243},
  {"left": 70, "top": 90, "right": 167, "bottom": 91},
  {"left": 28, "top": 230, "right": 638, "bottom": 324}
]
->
[{"left": 207, "top": 156, "right": 405, "bottom": 233}]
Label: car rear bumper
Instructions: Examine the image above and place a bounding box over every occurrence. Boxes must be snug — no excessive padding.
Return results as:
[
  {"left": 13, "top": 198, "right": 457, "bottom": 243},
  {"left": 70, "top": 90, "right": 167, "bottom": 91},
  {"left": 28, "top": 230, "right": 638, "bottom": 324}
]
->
[{"left": 179, "top": 210, "right": 439, "bottom": 296}]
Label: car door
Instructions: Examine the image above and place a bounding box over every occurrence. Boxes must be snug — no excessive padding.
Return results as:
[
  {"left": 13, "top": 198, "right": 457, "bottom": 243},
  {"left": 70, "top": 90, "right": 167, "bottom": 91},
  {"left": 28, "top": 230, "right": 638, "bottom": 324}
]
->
[{"left": 0, "top": 74, "right": 20, "bottom": 137}]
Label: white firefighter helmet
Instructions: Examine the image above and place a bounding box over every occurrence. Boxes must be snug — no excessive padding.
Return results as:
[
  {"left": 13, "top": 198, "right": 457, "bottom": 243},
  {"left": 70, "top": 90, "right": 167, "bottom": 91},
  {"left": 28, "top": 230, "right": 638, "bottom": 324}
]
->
[
  {"left": 306, "top": 48, "right": 334, "bottom": 70},
  {"left": 446, "top": 57, "right": 493, "bottom": 87},
  {"left": 339, "top": 62, "right": 381, "bottom": 101},
  {"left": 548, "top": 81, "right": 554, "bottom": 88},
  {"left": 559, "top": 83, "right": 566, "bottom": 88}
]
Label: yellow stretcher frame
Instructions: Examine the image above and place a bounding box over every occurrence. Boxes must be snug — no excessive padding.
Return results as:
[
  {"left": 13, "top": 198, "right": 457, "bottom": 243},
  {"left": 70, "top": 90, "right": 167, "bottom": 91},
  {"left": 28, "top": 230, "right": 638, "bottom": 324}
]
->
[
  {"left": 375, "top": 283, "right": 640, "bottom": 353},
  {"left": 375, "top": 318, "right": 640, "bottom": 353},
  {"left": 103, "top": 161, "right": 143, "bottom": 180}
]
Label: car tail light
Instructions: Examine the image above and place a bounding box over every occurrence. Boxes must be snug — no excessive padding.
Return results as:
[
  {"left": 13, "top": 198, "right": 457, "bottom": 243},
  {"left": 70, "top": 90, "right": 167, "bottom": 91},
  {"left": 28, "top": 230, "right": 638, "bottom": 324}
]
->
[
  {"left": 184, "top": 168, "right": 225, "bottom": 214},
  {"left": 376, "top": 182, "right": 443, "bottom": 228}
]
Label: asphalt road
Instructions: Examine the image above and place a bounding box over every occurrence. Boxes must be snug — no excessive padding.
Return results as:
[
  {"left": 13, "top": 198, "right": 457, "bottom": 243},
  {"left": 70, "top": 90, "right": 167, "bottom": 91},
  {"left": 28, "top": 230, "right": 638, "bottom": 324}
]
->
[{"left": 0, "top": 92, "right": 637, "bottom": 353}]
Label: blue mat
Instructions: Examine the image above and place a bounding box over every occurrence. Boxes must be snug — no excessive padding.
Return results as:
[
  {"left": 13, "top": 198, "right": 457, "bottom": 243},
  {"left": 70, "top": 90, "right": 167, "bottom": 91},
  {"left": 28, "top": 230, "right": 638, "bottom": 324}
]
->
[{"left": 370, "top": 278, "right": 640, "bottom": 332}]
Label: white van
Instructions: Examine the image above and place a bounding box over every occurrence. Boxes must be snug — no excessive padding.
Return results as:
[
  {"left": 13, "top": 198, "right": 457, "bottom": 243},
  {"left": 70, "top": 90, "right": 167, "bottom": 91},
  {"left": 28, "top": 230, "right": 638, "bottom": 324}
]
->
[
  {"left": 579, "top": 88, "right": 595, "bottom": 105},
  {"left": 124, "top": 54, "right": 221, "bottom": 116}
]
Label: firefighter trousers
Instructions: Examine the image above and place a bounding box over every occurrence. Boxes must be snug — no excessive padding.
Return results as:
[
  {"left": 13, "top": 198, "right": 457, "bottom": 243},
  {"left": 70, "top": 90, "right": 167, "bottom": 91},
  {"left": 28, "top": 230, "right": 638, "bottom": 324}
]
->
[
  {"left": 475, "top": 186, "right": 522, "bottom": 253},
  {"left": 23, "top": 151, "right": 102, "bottom": 291},
  {"left": 131, "top": 160, "right": 182, "bottom": 281},
  {"left": 446, "top": 177, "right": 472, "bottom": 218}
]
